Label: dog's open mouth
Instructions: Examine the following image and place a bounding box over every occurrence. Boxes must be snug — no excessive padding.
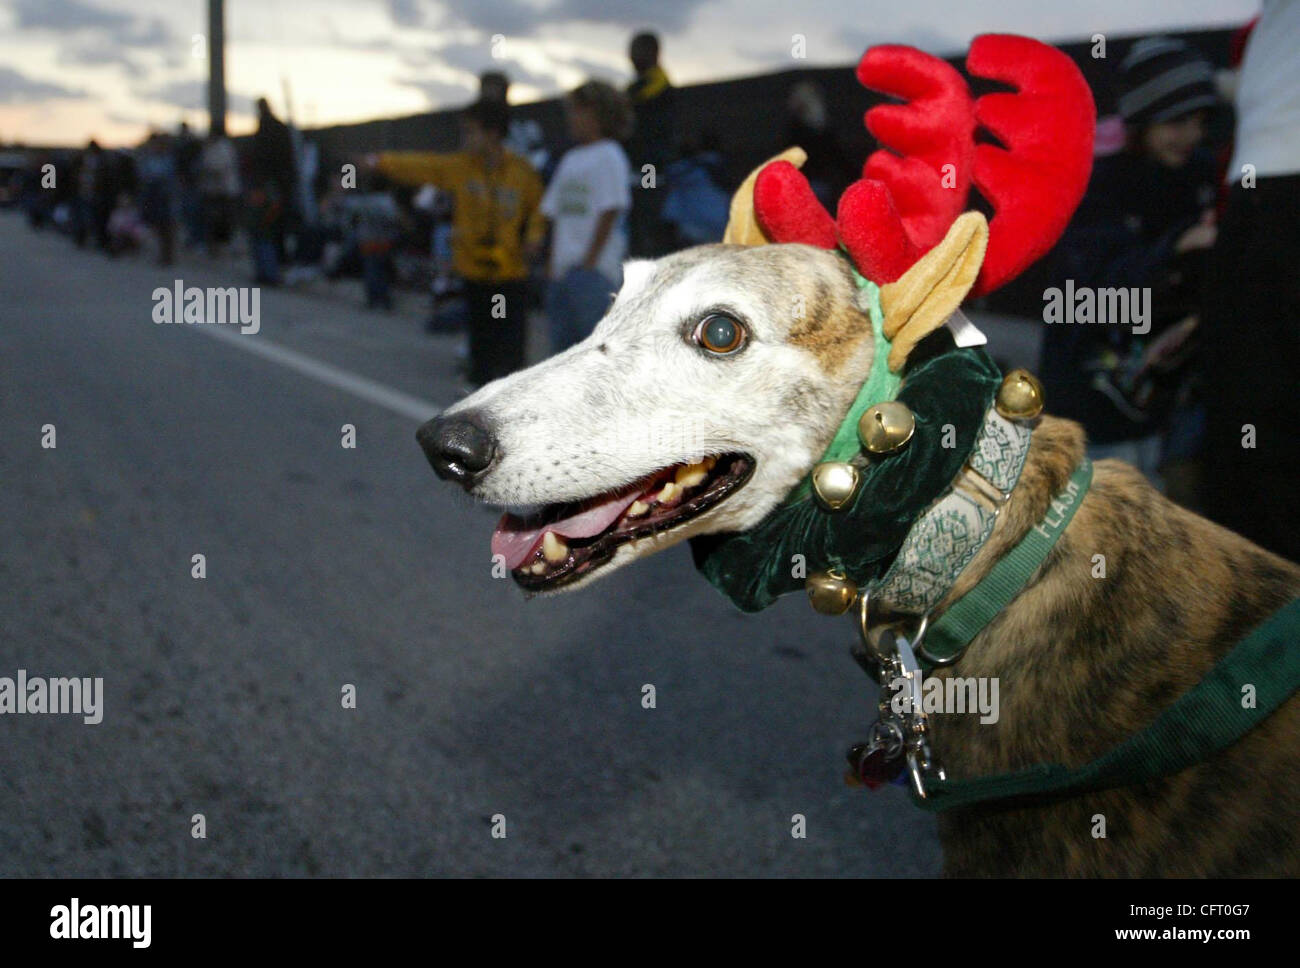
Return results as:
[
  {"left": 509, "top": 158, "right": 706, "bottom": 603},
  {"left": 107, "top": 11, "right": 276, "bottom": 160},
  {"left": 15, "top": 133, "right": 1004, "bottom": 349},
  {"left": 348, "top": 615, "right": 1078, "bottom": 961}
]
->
[{"left": 491, "top": 453, "right": 755, "bottom": 590}]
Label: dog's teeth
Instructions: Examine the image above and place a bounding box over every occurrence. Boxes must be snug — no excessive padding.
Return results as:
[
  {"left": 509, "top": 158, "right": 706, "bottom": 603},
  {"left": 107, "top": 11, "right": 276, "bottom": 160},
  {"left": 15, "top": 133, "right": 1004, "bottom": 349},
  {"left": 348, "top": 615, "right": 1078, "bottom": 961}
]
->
[
  {"left": 658, "top": 481, "right": 680, "bottom": 504},
  {"left": 542, "top": 531, "right": 568, "bottom": 564},
  {"left": 702, "top": 456, "right": 717, "bottom": 471},
  {"left": 529, "top": 561, "right": 546, "bottom": 575},
  {"left": 626, "top": 500, "right": 650, "bottom": 518},
  {"left": 674, "top": 462, "right": 708, "bottom": 489}
]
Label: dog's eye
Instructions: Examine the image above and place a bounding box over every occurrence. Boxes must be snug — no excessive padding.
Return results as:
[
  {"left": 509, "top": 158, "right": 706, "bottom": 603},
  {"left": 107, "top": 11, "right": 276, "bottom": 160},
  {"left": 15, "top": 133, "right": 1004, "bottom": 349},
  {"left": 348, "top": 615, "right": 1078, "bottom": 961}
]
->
[{"left": 693, "top": 314, "right": 746, "bottom": 355}]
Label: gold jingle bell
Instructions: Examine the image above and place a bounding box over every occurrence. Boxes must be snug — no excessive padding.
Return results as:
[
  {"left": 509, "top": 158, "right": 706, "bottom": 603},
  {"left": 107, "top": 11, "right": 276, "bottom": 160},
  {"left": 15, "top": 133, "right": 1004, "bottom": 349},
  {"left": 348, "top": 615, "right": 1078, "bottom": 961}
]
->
[
  {"left": 806, "top": 569, "right": 858, "bottom": 616},
  {"left": 858, "top": 401, "right": 916, "bottom": 455},
  {"left": 811, "top": 461, "right": 859, "bottom": 511},
  {"left": 996, "top": 369, "right": 1045, "bottom": 421}
]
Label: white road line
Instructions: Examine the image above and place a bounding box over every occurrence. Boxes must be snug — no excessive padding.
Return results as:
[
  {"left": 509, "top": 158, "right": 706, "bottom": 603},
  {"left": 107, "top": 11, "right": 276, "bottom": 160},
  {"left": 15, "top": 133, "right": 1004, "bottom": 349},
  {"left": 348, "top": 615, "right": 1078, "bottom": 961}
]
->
[{"left": 191, "top": 324, "right": 441, "bottom": 423}]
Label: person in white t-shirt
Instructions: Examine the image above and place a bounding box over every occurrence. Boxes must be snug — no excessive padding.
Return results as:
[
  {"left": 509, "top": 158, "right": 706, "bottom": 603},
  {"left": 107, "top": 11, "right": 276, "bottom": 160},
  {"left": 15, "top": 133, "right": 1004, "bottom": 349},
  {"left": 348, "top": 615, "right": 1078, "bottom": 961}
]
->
[{"left": 541, "top": 81, "right": 633, "bottom": 352}]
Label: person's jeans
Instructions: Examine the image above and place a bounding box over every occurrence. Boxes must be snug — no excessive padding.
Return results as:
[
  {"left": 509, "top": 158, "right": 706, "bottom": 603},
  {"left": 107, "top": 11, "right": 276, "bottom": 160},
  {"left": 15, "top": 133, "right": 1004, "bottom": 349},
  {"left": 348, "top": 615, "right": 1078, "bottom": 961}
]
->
[
  {"left": 251, "top": 237, "right": 280, "bottom": 284},
  {"left": 180, "top": 187, "right": 203, "bottom": 246},
  {"left": 72, "top": 198, "right": 95, "bottom": 247},
  {"left": 546, "top": 267, "right": 618, "bottom": 354},
  {"left": 361, "top": 253, "right": 392, "bottom": 309}
]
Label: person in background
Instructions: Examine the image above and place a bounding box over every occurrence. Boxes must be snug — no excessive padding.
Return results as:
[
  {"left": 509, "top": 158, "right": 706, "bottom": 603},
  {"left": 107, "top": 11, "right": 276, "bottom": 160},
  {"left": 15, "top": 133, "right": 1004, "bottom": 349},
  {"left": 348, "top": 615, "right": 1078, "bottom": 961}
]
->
[
  {"left": 20, "top": 152, "right": 64, "bottom": 230},
  {"left": 625, "top": 31, "right": 674, "bottom": 258},
  {"left": 105, "top": 190, "right": 147, "bottom": 254},
  {"left": 73, "top": 140, "right": 104, "bottom": 249},
  {"left": 199, "top": 129, "right": 240, "bottom": 256},
  {"left": 541, "top": 81, "right": 633, "bottom": 353},
  {"left": 247, "top": 98, "right": 297, "bottom": 284},
  {"left": 372, "top": 99, "right": 544, "bottom": 387},
  {"left": 174, "top": 121, "right": 203, "bottom": 248},
  {"left": 416, "top": 184, "right": 467, "bottom": 334},
  {"left": 73, "top": 141, "right": 126, "bottom": 252},
  {"left": 348, "top": 174, "right": 402, "bottom": 312},
  {"left": 479, "top": 70, "right": 551, "bottom": 176},
  {"left": 137, "top": 131, "right": 178, "bottom": 266},
  {"left": 660, "top": 130, "right": 730, "bottom": 247},
  {"left": 283, "top": 128, "right": 324, "bottom": 285},
  {"left": 1038, "top": 37, "right": 1220, "bottom": 489},
  {"left": 1200, "top": 0, "right": 1300, "bottom": 561}
]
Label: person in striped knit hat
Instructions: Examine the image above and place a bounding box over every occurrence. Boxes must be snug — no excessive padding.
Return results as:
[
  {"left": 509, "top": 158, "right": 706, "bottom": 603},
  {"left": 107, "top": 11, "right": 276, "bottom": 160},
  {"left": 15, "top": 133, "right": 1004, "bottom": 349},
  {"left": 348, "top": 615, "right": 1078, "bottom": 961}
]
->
[{"left": 1038, "top": 36, "right": 1220, "bottom": 496}]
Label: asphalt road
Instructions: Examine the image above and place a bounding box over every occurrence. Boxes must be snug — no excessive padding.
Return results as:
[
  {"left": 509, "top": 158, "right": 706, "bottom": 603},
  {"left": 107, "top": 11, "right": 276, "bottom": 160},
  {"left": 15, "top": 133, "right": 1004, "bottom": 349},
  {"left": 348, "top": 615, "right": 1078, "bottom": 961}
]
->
[{"left": 0, "top": 212, "right": 942, "bottom": 876}]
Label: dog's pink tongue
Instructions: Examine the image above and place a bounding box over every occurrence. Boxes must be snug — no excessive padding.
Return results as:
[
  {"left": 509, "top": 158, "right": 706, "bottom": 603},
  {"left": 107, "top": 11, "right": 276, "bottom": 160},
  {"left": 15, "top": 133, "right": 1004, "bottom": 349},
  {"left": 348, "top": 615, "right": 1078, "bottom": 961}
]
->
[{"left": 491, "top": 484, "right": 647, "bottom": 570}]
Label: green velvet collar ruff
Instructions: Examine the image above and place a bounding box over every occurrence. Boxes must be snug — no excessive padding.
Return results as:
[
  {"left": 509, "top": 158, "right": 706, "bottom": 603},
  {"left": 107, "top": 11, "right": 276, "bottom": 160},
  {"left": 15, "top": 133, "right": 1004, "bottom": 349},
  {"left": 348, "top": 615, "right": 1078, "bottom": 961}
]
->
[
  {"left": 784, "top": 273, "right": 901, "bottom": 504},
  {"left": 688, "top": 276, "right": 1004, "bottom": 613}
]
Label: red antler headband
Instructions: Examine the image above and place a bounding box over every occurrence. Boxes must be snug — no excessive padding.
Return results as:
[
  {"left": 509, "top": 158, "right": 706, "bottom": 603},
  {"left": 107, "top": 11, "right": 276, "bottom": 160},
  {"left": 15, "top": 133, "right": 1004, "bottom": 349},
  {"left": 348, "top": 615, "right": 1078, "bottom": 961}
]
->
[{"left": 752, "top": 34, "right": 1096, "bottom": 297}]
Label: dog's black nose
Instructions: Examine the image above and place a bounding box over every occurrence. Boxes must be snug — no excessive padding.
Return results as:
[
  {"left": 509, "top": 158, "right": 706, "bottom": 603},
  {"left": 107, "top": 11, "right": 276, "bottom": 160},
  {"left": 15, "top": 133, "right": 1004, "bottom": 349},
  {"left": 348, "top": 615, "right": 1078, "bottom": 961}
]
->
[{"left": 416, "top": 414, "right": 497, "bottom": 487}]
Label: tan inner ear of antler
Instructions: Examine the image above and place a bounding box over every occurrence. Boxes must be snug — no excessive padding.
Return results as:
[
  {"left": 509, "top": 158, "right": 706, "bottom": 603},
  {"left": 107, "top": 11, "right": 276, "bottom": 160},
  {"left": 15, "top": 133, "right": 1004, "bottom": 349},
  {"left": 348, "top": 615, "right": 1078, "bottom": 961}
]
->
[
  {"left": 722, "top": 147, "right": 809, "bottom": 246},
  {"left": 879, "top": 211, "right": 988, "bottom": 372}
]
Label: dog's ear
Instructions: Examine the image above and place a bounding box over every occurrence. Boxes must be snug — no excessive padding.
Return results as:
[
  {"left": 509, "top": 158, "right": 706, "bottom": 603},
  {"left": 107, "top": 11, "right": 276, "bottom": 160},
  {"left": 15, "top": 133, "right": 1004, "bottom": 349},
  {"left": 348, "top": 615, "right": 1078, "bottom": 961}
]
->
[
  {"left": 879, "top": 211, "right": 988, "bottom": 372},
  {"left": 722, "top": 147, "right": 809, "bottom": 246}
]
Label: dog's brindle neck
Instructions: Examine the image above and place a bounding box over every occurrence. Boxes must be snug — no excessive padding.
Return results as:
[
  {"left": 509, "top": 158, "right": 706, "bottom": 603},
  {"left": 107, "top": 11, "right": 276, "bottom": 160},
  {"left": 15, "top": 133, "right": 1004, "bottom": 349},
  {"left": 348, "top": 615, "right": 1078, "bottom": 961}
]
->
[{"left": 908, "top": 415, "right": 1300, "bottom": 876}]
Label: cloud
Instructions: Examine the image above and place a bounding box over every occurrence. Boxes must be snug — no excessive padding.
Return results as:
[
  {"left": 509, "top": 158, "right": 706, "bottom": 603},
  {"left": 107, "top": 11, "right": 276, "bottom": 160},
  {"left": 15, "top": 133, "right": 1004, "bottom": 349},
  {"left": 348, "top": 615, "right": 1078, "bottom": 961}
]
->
[
  {"left": 551, "top": 0, "right": 706, "bottom": 32},
  {"left": 11, "top": 0, "right": 176, "bottom": 49},
  {"left": 10, "top": 0, "right": 129, "bottom": 31},
  {"left": 735, "top": 24, "right": 964, "bottom": 68},
  {"left": 137, "top": 79, "right": 254, "bottom": 117},
  {"left": 104, "top": 109, "right": 151, "bottom": 127},
  {"left": 388, "top": 0, "right": 427, "bottom": 28},
  {"left": 391, "top": 74, "right": 478, "bottom": 108},
  {"left": 434, "top": 42, "right": 560, "bottom": 90},
  {"left": 0, "top": 65, "right": 84, "bottom": 104},
  {"left": 432, "top": 0, "right": 708, "bottom": 36},
  {"left": 116, "top": 16, "right": 174, "bottom": 49},
  {"left": 437, "top": 0, "right": 543, "bottom": 36},
  {"left": 837, "top": 24, "right": 965, "bottom": 58},
  {"left": 559, "top": 54, "right": 626, "bottom": 85},
  {"left": 57, "top": 41, "right": 143, "bottom": 74}
]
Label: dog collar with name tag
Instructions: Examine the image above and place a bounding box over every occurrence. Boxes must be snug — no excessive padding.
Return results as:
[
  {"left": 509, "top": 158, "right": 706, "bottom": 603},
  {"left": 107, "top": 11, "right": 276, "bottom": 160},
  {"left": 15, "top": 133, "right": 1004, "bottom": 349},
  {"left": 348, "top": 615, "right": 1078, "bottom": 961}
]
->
[{"left": 850, "top": 457, "right": 1093, "bottom": 798}]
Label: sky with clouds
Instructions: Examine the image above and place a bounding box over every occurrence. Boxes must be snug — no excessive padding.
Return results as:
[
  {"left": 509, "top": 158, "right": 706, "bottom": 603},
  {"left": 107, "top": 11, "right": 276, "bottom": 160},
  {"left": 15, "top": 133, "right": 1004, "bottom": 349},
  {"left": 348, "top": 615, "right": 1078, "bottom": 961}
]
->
[{"left": 0, "top": 0, "right": 1259, "bottom": 147}]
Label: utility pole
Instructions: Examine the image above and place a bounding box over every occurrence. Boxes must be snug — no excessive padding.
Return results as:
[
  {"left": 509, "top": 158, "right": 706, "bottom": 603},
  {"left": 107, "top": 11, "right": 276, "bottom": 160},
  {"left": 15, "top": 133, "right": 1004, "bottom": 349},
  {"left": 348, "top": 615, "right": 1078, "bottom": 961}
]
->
[{"left": 208, "top": 0, "right": 226, "bottom": 136}]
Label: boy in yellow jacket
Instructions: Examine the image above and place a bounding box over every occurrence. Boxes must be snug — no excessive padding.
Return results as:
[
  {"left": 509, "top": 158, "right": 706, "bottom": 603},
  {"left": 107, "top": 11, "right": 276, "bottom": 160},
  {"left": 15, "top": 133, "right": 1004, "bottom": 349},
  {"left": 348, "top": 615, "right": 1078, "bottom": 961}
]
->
[{"left": 372, "top": 100, "right": 544, "bottom": 386}]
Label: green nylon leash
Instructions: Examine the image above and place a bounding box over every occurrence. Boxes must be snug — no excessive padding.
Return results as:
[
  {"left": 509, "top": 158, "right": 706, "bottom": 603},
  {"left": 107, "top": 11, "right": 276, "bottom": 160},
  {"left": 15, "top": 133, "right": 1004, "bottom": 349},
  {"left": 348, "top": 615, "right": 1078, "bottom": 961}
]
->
[
  {"left": 913, "top": 595, "right": 1300, "bottom": 811},
  {"left": 918, "top": 458, "right": 1094, "bottom": 667}
]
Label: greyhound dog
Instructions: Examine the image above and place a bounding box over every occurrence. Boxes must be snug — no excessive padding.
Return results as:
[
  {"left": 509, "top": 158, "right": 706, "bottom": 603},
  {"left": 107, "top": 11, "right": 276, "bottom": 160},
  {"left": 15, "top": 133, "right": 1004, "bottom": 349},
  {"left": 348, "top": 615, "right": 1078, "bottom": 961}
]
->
[{"left": 416, "top": 38, "right": 1300, "bottom": 876}]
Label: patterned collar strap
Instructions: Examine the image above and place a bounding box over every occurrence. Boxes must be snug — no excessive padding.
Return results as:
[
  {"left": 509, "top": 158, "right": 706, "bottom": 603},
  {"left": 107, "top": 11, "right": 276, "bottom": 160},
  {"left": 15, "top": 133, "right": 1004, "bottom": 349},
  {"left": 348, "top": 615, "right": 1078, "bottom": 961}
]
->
[{"left": 872, "top": 408, "right": 1033, "bottom": 616}]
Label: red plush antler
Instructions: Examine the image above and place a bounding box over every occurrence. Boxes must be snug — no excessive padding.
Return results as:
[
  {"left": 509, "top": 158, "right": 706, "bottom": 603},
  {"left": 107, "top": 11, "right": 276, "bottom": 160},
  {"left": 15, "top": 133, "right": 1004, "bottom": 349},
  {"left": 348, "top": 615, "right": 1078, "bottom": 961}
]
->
[
  {"left": 751, "top": 35, "right": 1095, "bottom": 296},
  {"left": 965, "top": 34, "right": 1095, "bottom": 296},
  {"left": 848, "top": 46, "right": 975, "bottom": 274}
]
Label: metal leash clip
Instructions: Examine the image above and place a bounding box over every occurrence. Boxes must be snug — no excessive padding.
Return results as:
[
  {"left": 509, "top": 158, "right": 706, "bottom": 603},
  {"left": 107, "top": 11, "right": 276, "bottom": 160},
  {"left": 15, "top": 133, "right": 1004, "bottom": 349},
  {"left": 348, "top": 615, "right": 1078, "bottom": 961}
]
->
[
  {"left": 893, "top": 628, "right": 947, "bottom": 799},
  {"left": 847, "top": 591, "right": 946, "bottom": 797}
]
